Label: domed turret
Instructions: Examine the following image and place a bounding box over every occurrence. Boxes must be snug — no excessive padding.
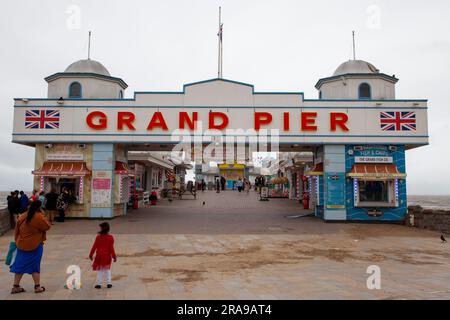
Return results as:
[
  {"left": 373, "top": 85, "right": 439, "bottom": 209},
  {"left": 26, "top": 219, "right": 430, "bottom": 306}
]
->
[
  {"left": 45, "top": 58, "right": 127, "bottom": 100},
  {"left": 333, "top": 60, "right": 379, "bottom": 76},
  {"left": 65, "top": 59, "right": 111, "bottom": 76},
  {"left": 315, "top": 59, "right": 398, "bottom": 100}
]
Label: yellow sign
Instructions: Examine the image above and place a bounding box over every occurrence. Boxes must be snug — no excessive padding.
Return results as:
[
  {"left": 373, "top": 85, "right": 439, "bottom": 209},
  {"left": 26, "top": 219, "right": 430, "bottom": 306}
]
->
[{"left": 218, "top": 164, "right": 245, "bottom": 169}]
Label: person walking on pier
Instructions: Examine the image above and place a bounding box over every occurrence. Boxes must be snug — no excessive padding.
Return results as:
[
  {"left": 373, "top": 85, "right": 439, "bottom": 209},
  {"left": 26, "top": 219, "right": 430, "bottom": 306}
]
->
[
  {"left": 18, "top": 191, "right": 29, "bottom": 214},
  {"left": 89, "top": 222, "right": 117, "bottom": 289},
  {"left": 44, "top": 189, "right": 58, "bottom": 225},
  {"left": 215, "top": 177, "right": 221, "bottom": 193},
  {"left": 7, "top": 191, "right": 19, "bottom": 228},
  {"left": 236, "top": 178, "right": 243, "bottom": 193},
  {"left": 30, "top": 190, "right": 38, "bottom": 202},
  {"left": 10, "top": 200, "right": 51, "bottom": 294},
  {"left": 220, "top": 176, "right": 226, "bottom": 191},
  {"left": 56, "top": 188, "right": 69, "bottom": 222}
]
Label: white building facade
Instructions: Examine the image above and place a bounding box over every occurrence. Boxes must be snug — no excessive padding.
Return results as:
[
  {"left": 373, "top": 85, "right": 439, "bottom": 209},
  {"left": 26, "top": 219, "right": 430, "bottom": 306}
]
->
[{"left": 12, "top": 58, "right": 429, "bottom": 221}]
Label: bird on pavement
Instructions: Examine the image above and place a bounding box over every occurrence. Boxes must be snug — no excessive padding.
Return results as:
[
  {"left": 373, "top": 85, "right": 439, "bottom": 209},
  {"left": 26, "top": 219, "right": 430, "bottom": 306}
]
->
[
  {"left": 202, "top": 201, "right": 206, "bottom": 206},
  {"left": 441, "top": 235, "right": 447, "bottom": 243}
]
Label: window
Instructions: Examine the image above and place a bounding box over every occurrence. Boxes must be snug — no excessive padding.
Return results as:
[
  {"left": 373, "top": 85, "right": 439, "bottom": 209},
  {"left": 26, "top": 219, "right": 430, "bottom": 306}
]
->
[
  {"left": 359, "top": 181, "right": 388, "bottom": 202},
  {"left": 48, "top": 177, "right": 83, "bottom": 204},
  {"left": 69, "top": 82, "right": 82, "bottom": 98},
  {"left": 358, "top": 83, "right": 371, "bottom": 99},
  {"left": 355, "top": 180, "right": 397, "bottom": 207}
]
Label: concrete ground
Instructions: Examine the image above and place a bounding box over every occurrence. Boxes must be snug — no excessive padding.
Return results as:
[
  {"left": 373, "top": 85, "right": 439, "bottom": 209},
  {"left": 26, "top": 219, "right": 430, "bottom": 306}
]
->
[{"left": 1, "top": 190, "right": 449, "bottom": 300}]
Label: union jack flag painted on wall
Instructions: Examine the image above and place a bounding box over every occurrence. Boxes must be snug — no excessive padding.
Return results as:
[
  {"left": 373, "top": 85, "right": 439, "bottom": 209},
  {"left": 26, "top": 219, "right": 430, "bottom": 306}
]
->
[
  {"left": 25, "top": 110, "right": 60, "bottom": 129},
  {"left": 380, "top": 111, "right": 416, "bottom": 131}
]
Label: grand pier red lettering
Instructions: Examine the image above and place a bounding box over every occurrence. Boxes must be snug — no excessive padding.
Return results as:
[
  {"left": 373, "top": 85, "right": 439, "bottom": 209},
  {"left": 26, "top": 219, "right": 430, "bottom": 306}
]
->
[
  {"left": 209, "top": 112, "right": 229, "bottom": 130},
  {"left": 147, "top": 112, "right": 168, "bottom": 131},
  {"left": 86, "top": 111, "right": 107, "bottom": 130},
  {"left": 301, "top": 112, "right": 317, "bottom": 131},
  {"left": 254, "top": 112, "right": 273, "bottom": 131},
  {"left": 283, "top": 112, "right": 290, "bottom": 131},
  {"left": 118, "top": 112, "right": 136, "bottom": 130},
  {"left": 179, "top": 112, "right": 198, "bottom": 130},
  {"left": 330, "top": 112, "right": 349, "bottom": 132}
]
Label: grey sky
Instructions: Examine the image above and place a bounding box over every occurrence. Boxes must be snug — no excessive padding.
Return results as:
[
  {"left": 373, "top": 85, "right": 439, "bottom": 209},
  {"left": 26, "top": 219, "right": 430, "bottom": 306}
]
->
[{"left": 0, "top": 0, "right": 449, "bottom": 195}]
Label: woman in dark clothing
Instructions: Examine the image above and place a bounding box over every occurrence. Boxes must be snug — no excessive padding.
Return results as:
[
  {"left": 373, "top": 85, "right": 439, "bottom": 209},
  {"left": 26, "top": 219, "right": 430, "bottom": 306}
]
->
[
  {"left": 45, "top": 189, "right": 59, "bottom": 224},
  {"left": 56, "top": 188, "right": 70, "bottom": 222},
  {"left": 18, "top": 191, "right": 29, "bottom": 214},
  {"left": 7, "top": 191, "right": 19, "bottom": 228}
]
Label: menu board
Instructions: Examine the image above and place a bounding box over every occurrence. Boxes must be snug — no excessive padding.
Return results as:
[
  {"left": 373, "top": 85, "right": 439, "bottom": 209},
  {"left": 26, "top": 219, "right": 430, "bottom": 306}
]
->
[
  {"left": 261, "top": 187, "right": 269, "bottom": 199},
  {"left": 325, "top": 173, "right": 346, "bottom": 209},
  {"left": 91, "top": 171, "right": 112, "bottom": 208}
]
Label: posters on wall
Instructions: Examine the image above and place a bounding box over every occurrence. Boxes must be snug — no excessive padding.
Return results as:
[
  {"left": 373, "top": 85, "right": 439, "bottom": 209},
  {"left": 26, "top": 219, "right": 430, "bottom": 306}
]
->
[
  {"left": 91, "top": 171, "right": 112, "bottom": 208},
  {"left": 325, "top": 173, "right": 346, "bottom": 209}
]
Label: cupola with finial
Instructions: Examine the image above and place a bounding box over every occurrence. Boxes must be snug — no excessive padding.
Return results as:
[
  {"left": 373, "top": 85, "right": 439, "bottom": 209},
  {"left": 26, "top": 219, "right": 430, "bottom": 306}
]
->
[
  {"left": 315, "top": 31, "right": 398, "bottom": 100},
  {"left": 44, "top": 32, "right": 127, "bottom": 100}
]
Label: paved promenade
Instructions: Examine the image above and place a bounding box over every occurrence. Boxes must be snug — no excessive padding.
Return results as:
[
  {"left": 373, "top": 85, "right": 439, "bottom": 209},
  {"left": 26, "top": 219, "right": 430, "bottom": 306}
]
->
[{"left": 1, "top": 191, "right": 449, "bottom": 300}]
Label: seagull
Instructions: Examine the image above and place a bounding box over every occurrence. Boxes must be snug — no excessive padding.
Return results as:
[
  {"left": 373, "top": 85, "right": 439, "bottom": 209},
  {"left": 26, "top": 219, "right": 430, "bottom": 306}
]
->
[
  {"left": 202, "top": 201, "right": 206, "bottom": 206},
  {"left": 441, "top": 235, "right": 447, "bottom": 243}
]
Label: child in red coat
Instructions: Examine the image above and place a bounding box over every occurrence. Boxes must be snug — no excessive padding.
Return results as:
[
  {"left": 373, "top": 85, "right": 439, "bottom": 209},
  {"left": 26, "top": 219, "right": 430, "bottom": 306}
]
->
[{"left": 89, "top": 222, "right": 117, "bottom": 289}]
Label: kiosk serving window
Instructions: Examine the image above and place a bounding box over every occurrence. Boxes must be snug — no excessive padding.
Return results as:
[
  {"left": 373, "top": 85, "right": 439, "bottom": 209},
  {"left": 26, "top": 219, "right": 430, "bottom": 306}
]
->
[
  {"left": 32, "top": 161, "right": 91, "bottom": 204},
  {"left": 47, "top": 177, "right": 82, "bottom": 203},
  {"left": 356, "top": 179, "right": 395, "bottom": 207},
  {"left": 348, "top": 163, "right": 405, "bottom": 208},
  {"left": 359, "top": 180, "right": 388, "bottom": 202}
]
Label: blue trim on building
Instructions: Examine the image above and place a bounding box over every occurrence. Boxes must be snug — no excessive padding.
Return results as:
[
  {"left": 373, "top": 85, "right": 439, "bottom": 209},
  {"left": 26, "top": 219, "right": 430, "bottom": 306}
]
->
[
  {"left": 14, "top": 77, "right": 428, "bottom": 104},
  {"left": 45, "top": 72, "right": 128, "bottom": 89},
  {"left": 13, "top": 104, "right": 429, "bottom": 110},
  {"left": 12, "top": 133, "right": 430, "bottom": 138},
  {"left": 315, "top": 73, "right": 399, "bottom": 89},
  {"left": 11, "top": 139, "right": 430, "bottom": 148}
]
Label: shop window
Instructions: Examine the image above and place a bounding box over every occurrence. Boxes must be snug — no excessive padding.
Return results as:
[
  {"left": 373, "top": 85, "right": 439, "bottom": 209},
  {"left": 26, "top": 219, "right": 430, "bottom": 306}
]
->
[
  {"left": 359, "top": 181, "right": 387, "bottom": 202},
  {"left": 47, "top": 177, "right": 83, "bottom": 204},
  {"left": 69, "top": 82, "right": 82, "bottom": 98},
  {"left": 356, "top": 180, "right": 397, "bottom": 207},
  {"left": 358, "top": 83, "right": 371, "bottom": 100}
]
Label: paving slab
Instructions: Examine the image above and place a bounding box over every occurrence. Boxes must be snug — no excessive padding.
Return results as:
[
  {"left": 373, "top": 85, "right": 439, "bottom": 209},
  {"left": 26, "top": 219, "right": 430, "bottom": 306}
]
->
[{"left": 1, "top": 191, "right": 449, "bottom": 300}]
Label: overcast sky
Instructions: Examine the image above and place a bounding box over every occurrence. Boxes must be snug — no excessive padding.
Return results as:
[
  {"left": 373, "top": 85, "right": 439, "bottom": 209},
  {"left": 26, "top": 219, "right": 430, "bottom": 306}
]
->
[{"left": 0, "top": 0, "right": 449, "bottom": 195}]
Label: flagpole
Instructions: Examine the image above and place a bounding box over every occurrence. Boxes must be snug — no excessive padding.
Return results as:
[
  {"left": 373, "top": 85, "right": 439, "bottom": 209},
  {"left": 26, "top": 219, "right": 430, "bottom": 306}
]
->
[
  {"left": 352, "top": 30, "right": 356, "bottom": 60},
  {"left": 88, "top": 31, "right": 92, "bottom": 60},
  {"left": 218, "top": 7, "right": 222, "bottom": 78},
  {"left": 220, "top": 7, "right": 223, "bottom": 78}
]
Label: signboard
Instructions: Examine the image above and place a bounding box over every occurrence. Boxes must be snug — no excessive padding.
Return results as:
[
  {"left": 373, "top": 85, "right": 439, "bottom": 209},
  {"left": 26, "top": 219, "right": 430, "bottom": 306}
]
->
[
  {"left": 91, "top": 171, "right": 112, "bottom": 208},
  {"left": 367, "top": 209, "right": 383, "bottom": 218},
  {"left": 260, "top": 187, "right": 269, "bottom": 200},
  {"left": 13, "top": 78, "right": 428, "bottom": 146},
  {"left": 325, "top": 173, "right": 346, "bottom": 209},
  {"left": 47, "top": 153, "right": 84, "bottom": 161},
  {"left": 355, "top": 156, "right": 393, "bottom": 164}
]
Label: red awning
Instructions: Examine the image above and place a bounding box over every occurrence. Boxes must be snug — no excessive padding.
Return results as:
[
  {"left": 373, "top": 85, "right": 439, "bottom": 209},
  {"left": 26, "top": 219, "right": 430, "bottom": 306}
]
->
[
  {"left": 305, "top": 163, "right": 323, "bottom": 176},
  {"left": 33, "top": 161, "right": 91, "bottom": 177},
  {"left": 115, "top": 161, "right": 131, "bottom": 175},
  {"left": 347, "top": 164, "right": 406, "bottom": 179}
]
